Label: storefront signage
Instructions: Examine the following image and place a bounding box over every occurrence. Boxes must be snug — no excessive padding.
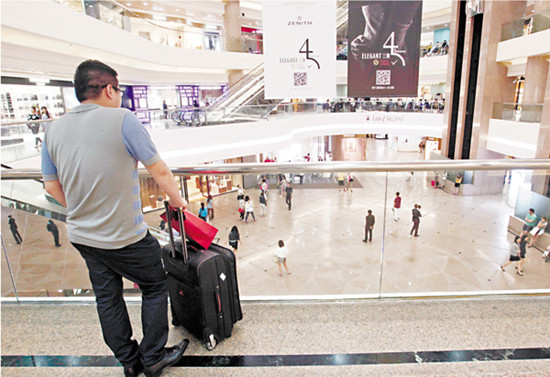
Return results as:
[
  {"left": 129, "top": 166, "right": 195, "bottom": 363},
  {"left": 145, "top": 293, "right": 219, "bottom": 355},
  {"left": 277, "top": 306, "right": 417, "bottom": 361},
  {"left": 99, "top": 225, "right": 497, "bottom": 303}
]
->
[
  {"left": 263, "top": 0, "right": 336, "bottom": 99},
  {"left": 347, "top": 0, "right": 422, "bottom": 97}
]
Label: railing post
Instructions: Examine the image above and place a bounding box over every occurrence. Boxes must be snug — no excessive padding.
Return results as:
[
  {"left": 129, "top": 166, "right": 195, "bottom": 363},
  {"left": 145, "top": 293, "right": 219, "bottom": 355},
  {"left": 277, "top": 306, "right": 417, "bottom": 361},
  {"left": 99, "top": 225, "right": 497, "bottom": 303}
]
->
[{"left": 1, "top": 235, "right": 19, "bottom": 302}]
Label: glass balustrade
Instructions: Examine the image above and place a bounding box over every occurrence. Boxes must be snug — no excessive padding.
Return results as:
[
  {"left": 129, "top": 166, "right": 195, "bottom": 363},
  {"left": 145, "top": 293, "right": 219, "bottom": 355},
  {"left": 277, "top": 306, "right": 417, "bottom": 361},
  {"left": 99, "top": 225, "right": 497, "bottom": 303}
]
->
[
  {"left": 501, "top": 9, "right": 550, "bottom": 41},
  {"left": 492, "top": 103, "right": 543, "bottom": 123},
  {"left": 2, "top": 161, "right": 549, "bottom": 301}
]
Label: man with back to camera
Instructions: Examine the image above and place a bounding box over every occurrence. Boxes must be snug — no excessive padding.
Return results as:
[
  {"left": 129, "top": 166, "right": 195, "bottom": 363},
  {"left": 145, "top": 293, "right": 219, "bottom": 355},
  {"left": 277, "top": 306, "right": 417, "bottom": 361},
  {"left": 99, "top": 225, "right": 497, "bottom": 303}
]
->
[{"left": 41, "top": 60, "right": 188, "bottom": 377}]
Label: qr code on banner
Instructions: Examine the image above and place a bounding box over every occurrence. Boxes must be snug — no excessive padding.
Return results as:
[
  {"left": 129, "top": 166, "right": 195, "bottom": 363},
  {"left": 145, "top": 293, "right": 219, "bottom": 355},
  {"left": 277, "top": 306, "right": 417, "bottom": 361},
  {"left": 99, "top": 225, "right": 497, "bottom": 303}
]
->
[
  {"left": 294, "top": 72, "right": 307, "bottom": 87},
  {"left": 376, "top": 70, "right": 391, "bottom": 85}
]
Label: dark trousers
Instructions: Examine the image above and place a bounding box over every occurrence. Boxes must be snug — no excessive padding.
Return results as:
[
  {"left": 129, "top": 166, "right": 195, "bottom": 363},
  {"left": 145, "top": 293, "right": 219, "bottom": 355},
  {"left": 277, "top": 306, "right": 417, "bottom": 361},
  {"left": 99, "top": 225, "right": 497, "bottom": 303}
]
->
[
  {"left": 10, "top": 227, "right": 22, "bottom": 244},
  {"left": 286, "top": 196, "right": 292, "bottom": 210},
  {"left": 410, "top": 220, "right": 420, "bottom": 236},
  {"left": 52, "top": 231, "right": 60, "bottom": 246},
  {"left": 365, "top": 227, "right": 373, "bottom": 242},
  {"left": 245, "top": 211, "right": 255, "bottom": 221},
  {"left": 72, "top": 232, "right": 168, "bottom": 367}
]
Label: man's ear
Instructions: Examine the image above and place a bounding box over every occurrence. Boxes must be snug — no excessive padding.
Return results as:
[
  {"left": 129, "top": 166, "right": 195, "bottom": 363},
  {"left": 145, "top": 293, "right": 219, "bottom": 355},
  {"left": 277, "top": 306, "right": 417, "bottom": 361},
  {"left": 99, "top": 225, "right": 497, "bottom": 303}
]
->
[{"left": 104, "top": 84, "right": 115, "bottom": 100}]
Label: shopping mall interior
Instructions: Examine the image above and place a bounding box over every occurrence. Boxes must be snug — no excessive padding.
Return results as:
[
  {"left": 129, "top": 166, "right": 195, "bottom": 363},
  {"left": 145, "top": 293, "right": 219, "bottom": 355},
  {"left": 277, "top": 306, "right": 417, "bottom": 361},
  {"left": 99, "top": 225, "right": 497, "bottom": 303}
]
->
[{"left": 1, "top": 0, "right": 550, "bottom": 375}]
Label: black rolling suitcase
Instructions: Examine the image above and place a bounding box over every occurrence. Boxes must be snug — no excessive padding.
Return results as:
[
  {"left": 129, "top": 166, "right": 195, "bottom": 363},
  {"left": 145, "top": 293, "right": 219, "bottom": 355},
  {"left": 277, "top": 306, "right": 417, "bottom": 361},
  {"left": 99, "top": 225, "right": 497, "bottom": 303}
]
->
[{"left": 162, "top": 202, "right": 242, "bottom": 350}]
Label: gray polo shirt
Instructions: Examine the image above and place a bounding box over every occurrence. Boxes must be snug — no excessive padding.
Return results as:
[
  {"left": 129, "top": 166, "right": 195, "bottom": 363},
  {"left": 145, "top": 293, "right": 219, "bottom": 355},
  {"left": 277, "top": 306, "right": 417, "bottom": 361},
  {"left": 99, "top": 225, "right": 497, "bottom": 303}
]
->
[{"left": 41, "top": 104, "right": 160, "bottom": 249}]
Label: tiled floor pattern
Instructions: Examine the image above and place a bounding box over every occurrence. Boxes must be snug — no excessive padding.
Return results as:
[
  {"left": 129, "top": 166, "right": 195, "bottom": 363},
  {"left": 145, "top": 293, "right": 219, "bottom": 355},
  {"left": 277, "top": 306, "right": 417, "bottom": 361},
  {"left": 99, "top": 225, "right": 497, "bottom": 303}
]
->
[{"left": 2, "top": 297, "right": 550, "bottom": 375}]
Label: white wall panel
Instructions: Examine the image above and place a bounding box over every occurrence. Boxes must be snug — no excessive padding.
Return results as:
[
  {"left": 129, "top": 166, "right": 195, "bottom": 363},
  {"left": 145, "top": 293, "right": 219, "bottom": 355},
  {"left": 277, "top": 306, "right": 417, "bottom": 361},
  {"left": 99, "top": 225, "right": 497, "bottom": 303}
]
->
[{"left": 486, "top": 119, "right": 540, "bottom": 158}]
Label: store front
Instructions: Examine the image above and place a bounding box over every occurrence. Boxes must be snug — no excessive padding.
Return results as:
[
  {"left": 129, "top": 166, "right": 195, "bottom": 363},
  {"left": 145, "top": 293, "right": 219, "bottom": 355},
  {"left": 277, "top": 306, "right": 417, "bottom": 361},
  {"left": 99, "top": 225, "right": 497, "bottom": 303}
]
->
[
  {"left": 139, "top": 158, "right": 244, "bottom": 213},
  {"left": 0, "top": 83, "right": 74, "bottom": 121}
]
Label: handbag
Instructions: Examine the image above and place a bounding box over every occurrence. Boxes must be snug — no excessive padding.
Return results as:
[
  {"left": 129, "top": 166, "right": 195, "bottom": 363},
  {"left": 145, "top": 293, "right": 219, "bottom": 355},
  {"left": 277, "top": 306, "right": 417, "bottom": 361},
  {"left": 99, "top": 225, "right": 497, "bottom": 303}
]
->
[
  {"left": 510, "top": 244, "right": 519, "bottom": 257},
  {"left": 161, "top": 208, "right": 218, "bottom": 249}
]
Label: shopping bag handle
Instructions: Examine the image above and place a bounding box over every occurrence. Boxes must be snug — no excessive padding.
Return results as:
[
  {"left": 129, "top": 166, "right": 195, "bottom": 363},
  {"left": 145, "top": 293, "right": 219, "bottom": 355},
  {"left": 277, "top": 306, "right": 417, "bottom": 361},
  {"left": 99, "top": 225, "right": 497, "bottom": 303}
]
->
[{"left": 163, "top": 201, "right": 188, "bottom": 264}]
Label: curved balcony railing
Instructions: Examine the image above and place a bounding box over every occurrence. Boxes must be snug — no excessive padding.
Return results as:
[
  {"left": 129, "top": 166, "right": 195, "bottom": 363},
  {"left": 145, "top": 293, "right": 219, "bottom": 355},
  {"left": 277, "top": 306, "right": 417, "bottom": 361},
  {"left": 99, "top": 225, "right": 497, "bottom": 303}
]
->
[
  {"left": 1, "top": 99, "right": 446, "bottom": 164},
  {"left": 2, "top": 159, "right": 550, "bottom": 302}
]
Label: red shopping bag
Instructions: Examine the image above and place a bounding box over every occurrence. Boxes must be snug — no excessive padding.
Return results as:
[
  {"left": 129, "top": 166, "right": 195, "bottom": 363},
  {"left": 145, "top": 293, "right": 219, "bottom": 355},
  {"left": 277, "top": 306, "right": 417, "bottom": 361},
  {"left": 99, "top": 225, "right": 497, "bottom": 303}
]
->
[{"left": 160, "top": 208, "right": 218, "bottom": 249}]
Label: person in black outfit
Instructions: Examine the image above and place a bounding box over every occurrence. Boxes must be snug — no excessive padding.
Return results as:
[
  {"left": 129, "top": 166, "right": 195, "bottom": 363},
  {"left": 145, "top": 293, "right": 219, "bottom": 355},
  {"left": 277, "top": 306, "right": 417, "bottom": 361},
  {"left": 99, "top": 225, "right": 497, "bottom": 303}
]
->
[
  {"left": 363, "top": 210, "right": 375, "bottom": 242},
  {"left": 8, "top": 215, "right": 22, "bottom": 244},
  {"left": 410, "top": 204, "right": 422, "bottom": 237},
  {"left": 285, "top": 182, "right": 293, "bottom": 210},
  {"left": 162, "top": 100, "right": 168, "bottom": 119},
  {"left": 46, "top": 220, "right": 61, "bottom": 247}
]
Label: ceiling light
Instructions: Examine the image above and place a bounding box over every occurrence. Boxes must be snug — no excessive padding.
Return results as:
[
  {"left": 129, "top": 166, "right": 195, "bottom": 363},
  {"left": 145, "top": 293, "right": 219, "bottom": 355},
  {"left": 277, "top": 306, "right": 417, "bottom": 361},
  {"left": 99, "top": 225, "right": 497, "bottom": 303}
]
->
[
  {"left": 126, "top": 2, "right": 131, "bottom": 5},
  {"left": 143, "top": 2, "right": 148, "bottom": 5},
  {"left": 153, "top": 15, "right": 166, "bottom": 21}
]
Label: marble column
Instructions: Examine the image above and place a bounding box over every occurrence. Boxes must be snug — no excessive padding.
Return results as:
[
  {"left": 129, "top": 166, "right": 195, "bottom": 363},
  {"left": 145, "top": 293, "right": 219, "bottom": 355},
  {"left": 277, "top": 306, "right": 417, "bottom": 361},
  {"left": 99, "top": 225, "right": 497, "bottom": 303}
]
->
[
  {"left": 223, "top": 0, "right": 244, "bottom": 87},
  {"left": 523, "top": 55, "right": 548, "bottom": 104},
  {"left": 531, "top": 58, "right": 550, "bottom": 196},
  {"left": 440, "top": 0, "right": 461, "bottom": 159},
  {"left": 443, "top": 1, "right": 527, "bottom": 194}
]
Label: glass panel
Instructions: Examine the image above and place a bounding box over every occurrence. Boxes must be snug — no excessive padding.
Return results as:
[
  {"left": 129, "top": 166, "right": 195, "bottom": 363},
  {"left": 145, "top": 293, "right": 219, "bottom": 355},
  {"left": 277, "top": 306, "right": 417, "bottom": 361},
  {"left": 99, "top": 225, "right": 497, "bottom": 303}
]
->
[
  {"left": 2, "top": 167, "right": 549, "bottom": 299},
  {"left": 381, "top": 168, "right": 550, "bottom": 296},
  {"left": 501, "top": 9, "right": 550, "bottom": 41},
  {"left": 492, "top": 103, "right": 543, "bottom": 123}
]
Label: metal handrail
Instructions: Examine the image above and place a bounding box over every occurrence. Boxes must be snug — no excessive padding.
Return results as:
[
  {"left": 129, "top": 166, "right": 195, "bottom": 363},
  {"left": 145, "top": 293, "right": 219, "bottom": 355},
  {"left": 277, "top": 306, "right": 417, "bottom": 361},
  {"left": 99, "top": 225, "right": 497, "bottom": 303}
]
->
[{"left": 2, "top": 160, "right": 550, "bottom": 180}]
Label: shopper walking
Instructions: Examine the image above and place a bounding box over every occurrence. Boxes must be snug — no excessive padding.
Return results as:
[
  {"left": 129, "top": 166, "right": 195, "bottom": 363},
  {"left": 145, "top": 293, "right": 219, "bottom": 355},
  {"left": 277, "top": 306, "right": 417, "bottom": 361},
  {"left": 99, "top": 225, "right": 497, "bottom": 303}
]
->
[
  {"left": 278, "top": 174, "right": 286, "bottom": 197},
  {"left": 501, "top": 235, "right": 521, "bottom": 272},
  {"left": 27, "top": 106, "right": 42, "bottom": 149},
  {"left": 7, "top": 215, "right": 22, "bottom": 244},
  {"left": 259, "top": 191, "right": 267, "bottom": 216},
  {"left": 517, "top": 233, "right": 529, "bottom": 276},
  {"left": 275, "top": 240, "right": 291, "bottom": 277},
  {"left": 226, "top": 226, "right": 242, "bottom": 254},
  {"left": 454, "top": 174, "right": 463, "bottom": 195},
  {"left": 198, "top": 202, "right": 208, "bottom": 222},
  {"left": 337, "top": 172, "right": 346, "bottom": 191},
  {"left": 363, "top": 210, "right": 375, "bottom": 242},
  {"left": 285, "top": 182, "right": 293, "bottom": 210},
  {"left": 392, "top": 192, "right": 401, "bottom": 221},
  {"left": 41, "top": 60, "right": 188, "bottom": 377},
  {"left": 410, "top": 204, "right": 422, "bottom": 237},
  {"left": 346, "top": 173, "right": 354, "bottom": 192},
  {"left": 206, "top": 195, "right": 214, "bottom": 220},
  {"left": 46, "top": 219, "right": 61, "bottom": 247},
  {"left": 244, "top": 195, "right": 256, "bottom": 222}
]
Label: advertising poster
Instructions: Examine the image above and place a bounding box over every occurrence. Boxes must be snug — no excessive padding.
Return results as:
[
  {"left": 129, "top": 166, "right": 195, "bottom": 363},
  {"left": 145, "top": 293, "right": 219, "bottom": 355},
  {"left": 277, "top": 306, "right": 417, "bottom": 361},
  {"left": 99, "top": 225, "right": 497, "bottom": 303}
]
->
[
  {"left": 263, "top": 0, "right": 336, "bottom": 99},
  {"left": 347, "top": 0, "right": 422, "bottom": 97}
]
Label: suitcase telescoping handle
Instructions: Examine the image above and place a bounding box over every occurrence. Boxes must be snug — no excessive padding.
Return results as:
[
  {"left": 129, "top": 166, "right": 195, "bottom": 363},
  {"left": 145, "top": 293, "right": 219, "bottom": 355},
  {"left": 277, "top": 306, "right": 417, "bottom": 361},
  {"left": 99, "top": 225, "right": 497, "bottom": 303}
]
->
[{"left": 163, "top": 201, "right": 189, "bottom": 264}]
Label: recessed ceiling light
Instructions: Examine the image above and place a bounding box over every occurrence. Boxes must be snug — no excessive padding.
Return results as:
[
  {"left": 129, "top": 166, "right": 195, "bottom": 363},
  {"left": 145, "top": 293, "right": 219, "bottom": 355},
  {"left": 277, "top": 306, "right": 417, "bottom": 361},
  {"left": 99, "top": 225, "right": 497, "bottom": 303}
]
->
[
  {"left": 143, "top": 2, "right": 148, "bottom": 5},
  {"left": 126, "top": 2, "right": 131, "bottom": 5},
  {"left": 176, "top": 8, "right": 180, "bottom": 11}
]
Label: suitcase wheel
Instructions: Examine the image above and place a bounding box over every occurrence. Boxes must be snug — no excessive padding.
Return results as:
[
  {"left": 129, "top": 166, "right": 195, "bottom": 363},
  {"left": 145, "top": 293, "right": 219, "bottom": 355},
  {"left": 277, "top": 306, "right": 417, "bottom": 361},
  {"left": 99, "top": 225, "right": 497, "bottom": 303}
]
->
[{"left": 205, "top": 333, "right": 217, "bottom": 351}]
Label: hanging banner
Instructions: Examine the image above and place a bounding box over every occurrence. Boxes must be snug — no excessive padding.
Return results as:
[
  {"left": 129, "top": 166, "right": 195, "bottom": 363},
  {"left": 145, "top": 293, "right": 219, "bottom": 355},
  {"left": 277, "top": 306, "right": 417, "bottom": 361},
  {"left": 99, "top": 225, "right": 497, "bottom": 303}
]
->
[
  {"left": 347, "top": 0, "right": 422, "bottom": 97},
  {"left": 263, "top": 0, "right": 336, "bottom": 99}
]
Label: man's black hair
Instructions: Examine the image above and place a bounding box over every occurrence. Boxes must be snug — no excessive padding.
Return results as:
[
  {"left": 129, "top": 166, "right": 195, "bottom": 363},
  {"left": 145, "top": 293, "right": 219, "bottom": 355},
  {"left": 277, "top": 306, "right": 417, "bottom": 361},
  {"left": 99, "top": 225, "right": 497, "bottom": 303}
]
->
[{"left": 74, "top": 60, "right": 118, "bottom": 102}]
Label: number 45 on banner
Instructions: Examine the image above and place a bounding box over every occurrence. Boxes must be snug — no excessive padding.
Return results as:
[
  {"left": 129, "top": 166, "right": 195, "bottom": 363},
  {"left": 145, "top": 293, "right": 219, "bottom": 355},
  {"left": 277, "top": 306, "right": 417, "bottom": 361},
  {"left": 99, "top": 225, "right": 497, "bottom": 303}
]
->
[{"left": 299, "top": 39, "right": 320, "bottom": 69}]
